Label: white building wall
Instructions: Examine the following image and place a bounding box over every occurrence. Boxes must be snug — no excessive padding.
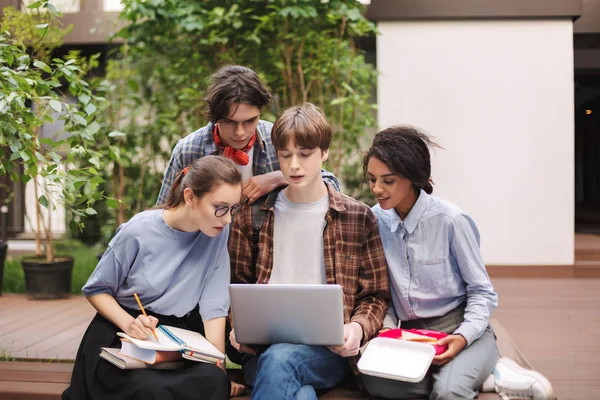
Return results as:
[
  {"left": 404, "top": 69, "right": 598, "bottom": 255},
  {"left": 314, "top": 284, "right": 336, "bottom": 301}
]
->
[
  {"left": 377, "top": 19, "right": 575, "bottom": 265},
  {"left": 24, "top": 175, "right": 67, "bottom": 237}
]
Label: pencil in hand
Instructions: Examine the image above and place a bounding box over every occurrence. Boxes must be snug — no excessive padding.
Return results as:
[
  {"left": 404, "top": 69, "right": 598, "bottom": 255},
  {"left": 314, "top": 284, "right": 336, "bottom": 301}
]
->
[{"left": 133, "top": 292, "right": 159, "bottom": 342}]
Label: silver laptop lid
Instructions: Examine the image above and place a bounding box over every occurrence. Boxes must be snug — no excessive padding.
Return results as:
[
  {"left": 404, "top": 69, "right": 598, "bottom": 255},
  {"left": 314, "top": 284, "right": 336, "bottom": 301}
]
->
[{"left": 229, "top": 284, "right": 345, "bottom": 346}]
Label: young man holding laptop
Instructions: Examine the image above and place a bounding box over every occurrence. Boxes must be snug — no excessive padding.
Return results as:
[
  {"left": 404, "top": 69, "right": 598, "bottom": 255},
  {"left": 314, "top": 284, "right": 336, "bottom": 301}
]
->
[{"left": 228, "top": 103, "right": 390, "bottom": 399}]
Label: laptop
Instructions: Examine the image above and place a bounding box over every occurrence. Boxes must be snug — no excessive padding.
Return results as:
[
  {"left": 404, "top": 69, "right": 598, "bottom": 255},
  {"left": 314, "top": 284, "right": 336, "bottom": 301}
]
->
[{"left": 229, "top": 284, "right": 345, "bottom": 346}]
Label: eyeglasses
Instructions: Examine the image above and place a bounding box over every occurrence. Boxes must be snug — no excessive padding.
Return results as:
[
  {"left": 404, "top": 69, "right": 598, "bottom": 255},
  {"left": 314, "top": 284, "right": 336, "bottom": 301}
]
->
[{"left": 214, "top": 203, "right": 243, "bottom": 218}]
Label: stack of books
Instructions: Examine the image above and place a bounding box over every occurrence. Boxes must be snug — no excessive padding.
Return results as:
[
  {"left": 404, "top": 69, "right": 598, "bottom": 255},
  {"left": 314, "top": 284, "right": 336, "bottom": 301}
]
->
[{"left": 100, "top": 325, "right": 225, "bottom": 370}]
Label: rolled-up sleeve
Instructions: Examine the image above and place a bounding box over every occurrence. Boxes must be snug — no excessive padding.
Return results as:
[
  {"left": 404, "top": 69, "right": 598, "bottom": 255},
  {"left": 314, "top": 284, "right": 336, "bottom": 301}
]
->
[{"left": 82, "top": 247, "right": 128, "bottom": 298}]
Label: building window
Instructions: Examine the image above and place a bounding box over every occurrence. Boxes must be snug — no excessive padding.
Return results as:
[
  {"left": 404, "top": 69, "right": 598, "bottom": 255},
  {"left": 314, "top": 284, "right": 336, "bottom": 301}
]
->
[
  {"left": 104, "top": 0, "right": 124, "bottom": 12},
  {"left": 21, "top": 0, "right": 81, "bottom": 13}
]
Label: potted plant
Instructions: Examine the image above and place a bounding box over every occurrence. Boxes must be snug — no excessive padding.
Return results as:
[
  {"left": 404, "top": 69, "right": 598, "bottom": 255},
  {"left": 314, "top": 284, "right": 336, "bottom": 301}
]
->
[{"left": 0, "top": 2, "right": 107, "bottom": 299}]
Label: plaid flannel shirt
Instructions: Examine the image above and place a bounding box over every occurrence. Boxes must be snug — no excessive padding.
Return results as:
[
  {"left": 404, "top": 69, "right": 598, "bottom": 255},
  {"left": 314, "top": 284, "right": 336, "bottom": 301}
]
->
[
  {"left": 156, "top": 120, "right": 340, "bottom": 204},
  {"left": 228, "top": 183, "right": 390, "bottom": 383}
]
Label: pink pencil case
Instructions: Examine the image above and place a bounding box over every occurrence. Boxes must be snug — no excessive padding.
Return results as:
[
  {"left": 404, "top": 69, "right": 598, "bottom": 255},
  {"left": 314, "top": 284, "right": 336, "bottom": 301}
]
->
[{"left": 378, "top": 328, "right": 448, "bottom": 356}]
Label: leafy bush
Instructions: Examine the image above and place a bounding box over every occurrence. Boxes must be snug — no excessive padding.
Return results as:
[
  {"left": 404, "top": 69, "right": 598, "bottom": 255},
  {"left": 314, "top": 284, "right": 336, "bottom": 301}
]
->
[{"left": 0, "top": 2, "right": 111, "bottom": 261}]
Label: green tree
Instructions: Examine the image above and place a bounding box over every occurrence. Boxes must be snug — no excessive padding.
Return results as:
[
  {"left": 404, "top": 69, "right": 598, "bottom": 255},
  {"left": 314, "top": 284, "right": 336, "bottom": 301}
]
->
[{"left": 0, "top": 1, "right": 108, "bottom": 262}]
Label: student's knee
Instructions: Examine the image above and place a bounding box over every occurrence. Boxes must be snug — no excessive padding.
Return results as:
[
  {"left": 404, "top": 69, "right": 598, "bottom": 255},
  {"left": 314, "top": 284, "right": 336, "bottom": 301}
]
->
[
  {"left": 430, "top": 379, "right": 473, "bottom": 400},
  {"left": 186, "top": 364, "right": 229, "bottom": 398},
  {"left": 257, "top": 343, "right": 306, "bottom": 375},
  {"left": 296, "top": 385, "right": 318, "bottom": 400},
  {"left": 205, "top": 366, "right": 229, "bottom": 397},
  {"left": 204, "top": 364, "right": 229, "bottom": 387}
]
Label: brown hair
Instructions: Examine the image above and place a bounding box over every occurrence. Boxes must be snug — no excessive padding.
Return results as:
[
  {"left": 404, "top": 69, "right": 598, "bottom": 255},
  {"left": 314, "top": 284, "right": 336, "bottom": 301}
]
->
[
  {"left": 205, "top": 65, "right": 272, "bottom": 123},
  {"left": 363, "top": 126, "right": 442, "bottom": 195},
  {"left": 271, "top": 103, "right": 332, "bottom": 151},
  {"left": 159, "top": 156, "right": 242, "bottom": 209}
]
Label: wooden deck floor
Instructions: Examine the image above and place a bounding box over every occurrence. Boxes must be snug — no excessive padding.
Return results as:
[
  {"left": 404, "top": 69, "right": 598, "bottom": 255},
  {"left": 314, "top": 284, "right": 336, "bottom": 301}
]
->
[
  {"left": 1, "top": 278, "right": 599, "bottom": 399},
  {"left": 0, "top": 294, "right": 94, "bottom": 361}
]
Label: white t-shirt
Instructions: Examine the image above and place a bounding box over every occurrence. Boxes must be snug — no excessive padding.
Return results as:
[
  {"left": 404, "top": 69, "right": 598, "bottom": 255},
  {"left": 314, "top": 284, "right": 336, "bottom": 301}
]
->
[
  {"left": 269, "top": 191, "right": 329, "bottom": 284},
  {"left": 236, "top": 150, "right": 254, "bottom": 182}
]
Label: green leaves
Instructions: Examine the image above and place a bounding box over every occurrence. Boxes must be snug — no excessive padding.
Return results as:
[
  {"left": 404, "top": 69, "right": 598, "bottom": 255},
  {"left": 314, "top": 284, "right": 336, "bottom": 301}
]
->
[
  {"left": 0, "top": 21, "right": 106, "bottom": 259},
  {"left": 79, "top": 93, "right": 91, "bottom": 105},
  {"left": 106, "top": 198, "right": 120, "bottom": 209},
  {"left": 33, "top": 60, "right": 51, "bottom": 73},
  {"left": 84, "top": 102, "right": 97, "bottom": 115},
  {"left": 39, "top": 195, "right": 49, "bottom": 208},
  {"left": 88, "top": 157, "right": 101, "bottom": 168},
  {"left": 49, "top": 99, "right": 62, "bottom": 112}
]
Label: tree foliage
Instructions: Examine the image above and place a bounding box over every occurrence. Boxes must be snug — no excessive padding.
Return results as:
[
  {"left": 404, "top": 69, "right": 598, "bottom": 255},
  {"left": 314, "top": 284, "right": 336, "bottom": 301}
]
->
[{"left": 0, "top": 1, "right": 108, "bottom": 261}]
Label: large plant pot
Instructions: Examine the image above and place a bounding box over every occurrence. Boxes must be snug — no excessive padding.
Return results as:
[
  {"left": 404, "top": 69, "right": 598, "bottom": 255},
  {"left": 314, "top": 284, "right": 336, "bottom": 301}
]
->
[
  {"left": 21, "top": 257, "right": 73, "bottom": 300},
  {"left": 0, "top": 242, "right": 7, "bottom": 296}
]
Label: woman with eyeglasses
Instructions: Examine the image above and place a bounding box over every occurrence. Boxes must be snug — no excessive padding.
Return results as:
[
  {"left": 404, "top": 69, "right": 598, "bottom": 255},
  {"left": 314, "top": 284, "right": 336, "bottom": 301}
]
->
[{"left": 63, "top": 155, "right": 245, "bottom": 400}]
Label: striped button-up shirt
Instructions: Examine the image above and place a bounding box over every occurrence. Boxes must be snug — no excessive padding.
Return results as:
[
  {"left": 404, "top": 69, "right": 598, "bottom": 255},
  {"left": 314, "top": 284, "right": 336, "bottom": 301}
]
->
[
  {"left": 229, "top": 183, "right": 390, "bottom": 382},
  {"left": 156, "top": 120, "right": 340, "bottom": 204}
]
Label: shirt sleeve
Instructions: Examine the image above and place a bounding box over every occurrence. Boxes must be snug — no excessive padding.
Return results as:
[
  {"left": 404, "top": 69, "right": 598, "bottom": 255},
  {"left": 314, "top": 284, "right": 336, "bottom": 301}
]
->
[
  {"left": 382, "top": 302, "right": 399, "bottom": 329},
  {"left": 198, "top": 227, "right": 231, "bottom": 321},
  {"left": 228, "top": 206, "right": 256, "bottom": 285},
  {"left": 450, "top": 213, "right": 498, "bottom": 346},
  {"left": 227, "top": 206, "right": 256, "bottom": 328},
  {"left": 82, "top": 246, "right": 129, "bottom": 298},
  {"left": 320, "top": 169, "right": 341, "bottom": 192},
  {"left": 350, "top": 211, "right": 391, "bottom": 345},
  {"left": 157, "top": 139, "right": 185, "bottom": 205}
]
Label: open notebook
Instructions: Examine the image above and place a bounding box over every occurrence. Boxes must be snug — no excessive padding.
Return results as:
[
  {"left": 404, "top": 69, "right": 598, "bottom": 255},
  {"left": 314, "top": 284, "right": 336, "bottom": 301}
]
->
[{"left": 117, "top": 325, "right": 225, "bottom": 364}]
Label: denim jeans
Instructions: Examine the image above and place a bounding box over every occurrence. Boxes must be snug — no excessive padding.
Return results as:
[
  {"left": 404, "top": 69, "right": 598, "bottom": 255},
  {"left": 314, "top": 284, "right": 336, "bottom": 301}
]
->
[{"left": 242, "top": 343, "right": 350, "bottom": 400}]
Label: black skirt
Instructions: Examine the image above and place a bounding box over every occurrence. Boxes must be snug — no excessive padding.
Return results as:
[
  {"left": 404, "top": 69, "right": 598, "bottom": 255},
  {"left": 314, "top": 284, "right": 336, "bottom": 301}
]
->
[{"left": 62, "top": 305, "right": 228, "bottom": 400}]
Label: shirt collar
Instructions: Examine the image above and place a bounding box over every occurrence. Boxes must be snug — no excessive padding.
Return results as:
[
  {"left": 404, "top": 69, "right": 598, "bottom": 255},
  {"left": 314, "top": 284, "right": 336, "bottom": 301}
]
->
[
  {"left": 378, "top": 189, "right": 429, "bottom": 234},
  {"left": 403, "top": 189, "right": 429, "bottom": 234},
  {"left": 254, "top": 121, "right": 268, "bottom": 152},
  {"left": 263, "top": 182, "right": 345, "bottom": 212},
  {"left": 326, "top": 182, "right": 346, "bottom": 212}
]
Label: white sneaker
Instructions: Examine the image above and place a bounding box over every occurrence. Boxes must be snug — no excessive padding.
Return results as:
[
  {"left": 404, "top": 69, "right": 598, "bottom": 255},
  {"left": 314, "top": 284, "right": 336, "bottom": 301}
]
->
[{"left": 493, "top": 357, "right": 557, "bottom": 400}]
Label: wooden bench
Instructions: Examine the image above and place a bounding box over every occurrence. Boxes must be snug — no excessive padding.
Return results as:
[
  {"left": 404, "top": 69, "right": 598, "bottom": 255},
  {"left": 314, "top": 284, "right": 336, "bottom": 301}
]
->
[
  {"left": 0, "top": 362, "right": 73, "bottom": 400},
  {"left": 0, "top": 320, "right": 529, "bottom": 400}
]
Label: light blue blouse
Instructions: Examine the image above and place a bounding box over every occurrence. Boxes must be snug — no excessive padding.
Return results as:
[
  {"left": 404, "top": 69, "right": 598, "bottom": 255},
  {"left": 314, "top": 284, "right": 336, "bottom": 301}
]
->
[
  {"left": 373, "top": 190, "right": 498, "bottom": 345},
  {"left": 83, "top": 209, "right": 230, "bottom": 319}
]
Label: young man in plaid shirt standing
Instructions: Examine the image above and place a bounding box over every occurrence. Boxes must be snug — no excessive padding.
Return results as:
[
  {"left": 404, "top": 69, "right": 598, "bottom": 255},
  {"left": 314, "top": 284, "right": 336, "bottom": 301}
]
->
[
  {"left": 228, "top": 103, "right": 390, "bottom": 399},
  {"left": 157, "top": 66, "right": 339, "bottom": 205}
]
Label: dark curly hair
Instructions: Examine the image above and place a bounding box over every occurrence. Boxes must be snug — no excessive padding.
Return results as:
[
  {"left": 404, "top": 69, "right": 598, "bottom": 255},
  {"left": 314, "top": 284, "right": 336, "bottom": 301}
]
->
[{"left": 363, "top": 126, "right": 442, "bottom": 194}]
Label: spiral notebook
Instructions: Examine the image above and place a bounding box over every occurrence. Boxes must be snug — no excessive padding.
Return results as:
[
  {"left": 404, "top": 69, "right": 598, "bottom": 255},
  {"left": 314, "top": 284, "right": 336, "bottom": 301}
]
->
[{"left": 117, "top": 325, "right": 225, "bottom": 364}]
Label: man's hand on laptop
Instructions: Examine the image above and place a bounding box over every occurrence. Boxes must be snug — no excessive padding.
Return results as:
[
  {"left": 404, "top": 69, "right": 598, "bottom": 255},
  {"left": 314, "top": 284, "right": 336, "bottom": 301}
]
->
[
  {"left": 229, "top": 328, "right": 257, "bottom": 355},
  {"left": 327, "top": 322, "right": 363, "bottom": 357}
]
